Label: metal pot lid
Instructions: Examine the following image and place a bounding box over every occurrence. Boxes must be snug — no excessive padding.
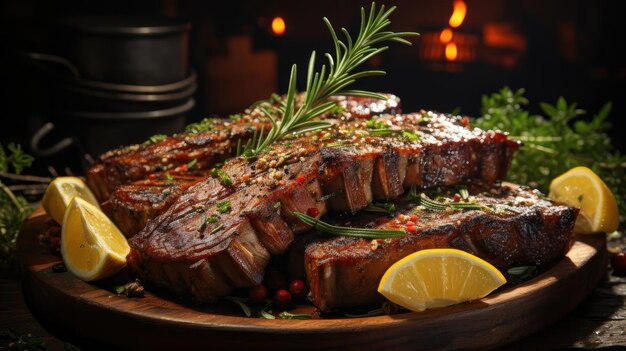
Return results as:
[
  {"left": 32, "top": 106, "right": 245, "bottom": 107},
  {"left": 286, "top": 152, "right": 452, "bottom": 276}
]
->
[
  {"left": 58, "top": 15, "right": 191, "bottom": 36},
  {"left": 62, "top": 98, "right": 195, "bottom": 120}
]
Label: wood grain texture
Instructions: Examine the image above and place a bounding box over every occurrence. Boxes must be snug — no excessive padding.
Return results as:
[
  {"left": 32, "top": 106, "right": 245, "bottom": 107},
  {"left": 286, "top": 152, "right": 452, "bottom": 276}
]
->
[{"left": 18, "top": 211, "right": 608, "bottom": 351}]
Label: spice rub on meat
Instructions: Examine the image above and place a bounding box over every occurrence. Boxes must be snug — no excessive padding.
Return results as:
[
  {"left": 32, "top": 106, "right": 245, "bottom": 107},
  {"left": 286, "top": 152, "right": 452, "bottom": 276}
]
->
[
  {"left": 127, "top": 111, "right": 520, "bottom": 302},
  {"left": 292, "top": 180, "right": 577, "bottom": 312},
  {"left": 86, "top": 94, "right": 401, "bottom": 202}
]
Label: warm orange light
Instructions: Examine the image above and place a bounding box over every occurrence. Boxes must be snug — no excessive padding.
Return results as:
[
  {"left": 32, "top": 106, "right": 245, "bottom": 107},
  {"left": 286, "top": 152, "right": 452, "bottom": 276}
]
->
[
  {"left": 440, "top": 28, "right": 453, "bottom": 43},
  {"left": 448, "top": 0, "right": 467, "bottom": 28},
  {"left": 445, "top": 42, "right": 458, "bottom": 61},
  {"left": 271, "top": 16, "right": 286, "bottom": 35}
]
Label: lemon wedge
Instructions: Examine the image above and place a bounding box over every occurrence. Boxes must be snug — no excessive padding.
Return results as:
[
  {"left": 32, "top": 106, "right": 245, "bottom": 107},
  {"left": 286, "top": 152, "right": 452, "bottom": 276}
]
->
[
  {"left": 42, "top": 176, "right": 100, "bottom": 224},
  {"left": 377, "top": 249, "right": 506, "bottom": 312},
  {"left": 549, "top": 166, "right": 619, "bottom": 234},
  {"left": 61, "top": 197, "right": 130, "bottom": 281}
]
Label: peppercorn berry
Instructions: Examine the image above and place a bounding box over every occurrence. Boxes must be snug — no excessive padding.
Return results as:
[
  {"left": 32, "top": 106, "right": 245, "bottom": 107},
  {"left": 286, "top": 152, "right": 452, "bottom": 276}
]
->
[
  {"left": 453, "top": 193, "right": 461, "bottom": 202},
  {"left": 264, "top": 270, "right": 287, "bottom": 292},
  {"left": 296, "top": 175, "right": 306, "bottom": 183},
  {"left": 273, "top": 289, "right": 292, "bottom": 307},
  {"left": 306, "top": 207, "right": 320, "bottom": 217},
  {"left": 611, "top": 252, "right": 626, "bottom": 276},
  {"left": 248, "top": 285, "right": 268, "bottom": 304},
  {"left": 289, "top": 279, "right": 308, "bottom": 300}
]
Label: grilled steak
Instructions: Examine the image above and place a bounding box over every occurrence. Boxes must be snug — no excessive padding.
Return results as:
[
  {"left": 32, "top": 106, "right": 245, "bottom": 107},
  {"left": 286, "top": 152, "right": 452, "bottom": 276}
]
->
[
  {"left": 101, "top": 172, "right": 210, "bottom": 237},
  {"left": 87, "top": 95, "right": 400, "bottom": 202},
  {"left": 127, "top": 112, "right": 520, "bottom": 302},
  {"left": 296, "top": 181, "right": 577, "bottom": 312}
]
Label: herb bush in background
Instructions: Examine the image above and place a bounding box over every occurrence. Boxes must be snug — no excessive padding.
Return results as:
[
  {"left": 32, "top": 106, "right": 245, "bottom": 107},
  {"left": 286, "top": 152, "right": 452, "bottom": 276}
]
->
[{"left": 474, "top": 87, "right": 625, "bottom": 218}]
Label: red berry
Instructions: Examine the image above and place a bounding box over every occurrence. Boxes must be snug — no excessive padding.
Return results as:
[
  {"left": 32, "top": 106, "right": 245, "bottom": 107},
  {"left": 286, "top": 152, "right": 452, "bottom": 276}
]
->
[
  {"left": 148, "top": 173, "right": 157, "bottom": 180},
  {"left": 409, "top": 214, "right": 418, "bottom": 222},
  {"left": 179, "top": 164, "right": 188, "bottom": 171},
  {"left": 248, "top": 285, "right": 268, "bottom": 304},
  {"left": 273, "top": 289, "right": 292, "bottom": 307},
  {"left": 364, "top": 137, "right": 373, "bottom": 142},
  {"left": 264, "top": 270, "right": 287, "bottom": 292},
  {"left": 611, "top": 252, "right": 626, "bottom": 276},
  {"left": 296, "top": 175, "right": 306, "bottom": 183},
  {"left": 453, "top": 193, "right": 461, "bottom": 202},
  {"left": 462, "top": 117, "right": 470, "bottom": 127},
  {"left": 406, "top": 226, "right": 417, "bottom": 234},
  {"left": 306, "top": 207, "right": 320, "bottom": 217},
  {"left": 289, "top": 279, "right": 307, "bottom": 300}
]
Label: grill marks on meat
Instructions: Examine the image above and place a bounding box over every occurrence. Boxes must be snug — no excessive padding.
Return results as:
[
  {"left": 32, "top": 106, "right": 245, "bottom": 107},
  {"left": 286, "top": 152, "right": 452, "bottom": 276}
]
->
[
  {"left": 299, "top": 181, "right": 577, "bottom": 312},
  {"left": 87, "top": 95, "right": 401, "bottom": 202},
  {"left": 101, "top": 172, "right": 210, "bottom": 237},
  {"left": 128, "top": 112, "right": 520, "bottom": 302}
]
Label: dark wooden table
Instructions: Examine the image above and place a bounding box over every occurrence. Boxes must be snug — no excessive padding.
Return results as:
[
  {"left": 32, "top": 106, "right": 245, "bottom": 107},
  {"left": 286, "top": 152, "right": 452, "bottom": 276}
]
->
[{"left": 2, "top": 236, "right": 625, "bottom": 350}]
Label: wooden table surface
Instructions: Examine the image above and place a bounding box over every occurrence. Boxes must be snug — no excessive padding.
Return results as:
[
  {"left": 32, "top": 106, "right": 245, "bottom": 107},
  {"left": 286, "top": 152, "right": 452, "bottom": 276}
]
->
[{"left": 2, "top": 236, "right": 625, "bottom": 350}]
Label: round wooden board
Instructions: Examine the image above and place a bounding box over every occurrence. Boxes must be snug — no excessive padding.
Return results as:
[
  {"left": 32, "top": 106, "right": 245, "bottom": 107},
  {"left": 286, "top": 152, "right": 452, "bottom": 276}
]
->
[{"left": 18, "top": 210, "right": 607, "bottom": 351}]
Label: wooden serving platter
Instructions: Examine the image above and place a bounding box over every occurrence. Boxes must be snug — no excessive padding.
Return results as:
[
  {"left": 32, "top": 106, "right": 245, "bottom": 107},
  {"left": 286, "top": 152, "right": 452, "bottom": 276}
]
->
[{"left": 18, "top": 210, "right": 607, "bottom": 351}]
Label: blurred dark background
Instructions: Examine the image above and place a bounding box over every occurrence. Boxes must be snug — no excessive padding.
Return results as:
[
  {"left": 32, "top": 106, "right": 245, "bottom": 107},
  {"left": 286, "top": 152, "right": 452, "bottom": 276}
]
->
[{"left": 1, "top": 0, "right": 624, "bottom": 174}]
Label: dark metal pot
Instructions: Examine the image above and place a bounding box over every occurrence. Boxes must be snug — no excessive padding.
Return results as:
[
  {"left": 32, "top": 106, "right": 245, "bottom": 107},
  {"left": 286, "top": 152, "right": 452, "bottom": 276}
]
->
[
  {"left": 57, "top": 16, "right": 191, "bottom": 85},
  {"left": 57, "top": 79, "right": 196, "bottom": 112},
  {"left": 61, "top": 98, "right": 194, "bottom": 156}
]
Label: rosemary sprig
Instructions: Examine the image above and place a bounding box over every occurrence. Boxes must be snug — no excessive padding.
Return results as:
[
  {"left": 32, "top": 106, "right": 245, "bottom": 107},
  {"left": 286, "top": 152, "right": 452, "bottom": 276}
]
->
[
  {"left": 294, "top": 212, "right": 405, "bottom": 238},
  {"left": 242, "top": 3, "right": 417, "bottom": 158},
  {"left": 224, "top": 296, "right": 252, "bottom": 317},
  {"left": 278, "top": 311, "right": 313, "bottom": 320},
  {"left": 363, "top": 202, "right": 396, "bottom": 213},
  {"left": 417, "top": 193, "right": 485, "bottom": 211}
]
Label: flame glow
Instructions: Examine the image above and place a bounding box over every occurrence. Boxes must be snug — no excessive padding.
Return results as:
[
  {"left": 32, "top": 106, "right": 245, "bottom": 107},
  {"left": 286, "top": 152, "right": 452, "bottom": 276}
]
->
[
  {"left": 271, "top": 16, "right": 286, "bottom": 35},
  {"left": 445, "top": 42, "right": 458, "bottom": 61},
  {"left": 440, "top": 28, "right": 453, "bottom": 43},
  {"left": 448, "top": 0, "right": 467, "bottom": 28}
]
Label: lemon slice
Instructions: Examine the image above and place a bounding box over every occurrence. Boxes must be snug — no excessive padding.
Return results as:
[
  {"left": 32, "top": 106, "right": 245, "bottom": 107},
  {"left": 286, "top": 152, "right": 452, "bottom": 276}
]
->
[
  {"left": 61, "top": 197, "right": 130, "bottom": 281},
  {"left": 42, "top": 176, "right": 100, "bottom": 224},
  {"left": 377, "top": 249, "right": 506, "bottom": 312},
  {"left": 549, "top": 166, "right": 619, "bottom": 234}
]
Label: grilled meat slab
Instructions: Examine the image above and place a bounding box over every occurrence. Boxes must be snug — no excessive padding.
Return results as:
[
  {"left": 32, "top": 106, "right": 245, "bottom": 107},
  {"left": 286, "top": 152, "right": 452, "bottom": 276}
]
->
[
  {"left": 127, "top": 112, "right": 520, "bottom": 302},
  {"left": 101, "top": 172, "right": 210, "bottom": 237},
  {"left": 87, "top": 95, "right": 400, "bottom": 202},
  {"left": 297, "top": 181, "right": 577, "bottom": 312}
]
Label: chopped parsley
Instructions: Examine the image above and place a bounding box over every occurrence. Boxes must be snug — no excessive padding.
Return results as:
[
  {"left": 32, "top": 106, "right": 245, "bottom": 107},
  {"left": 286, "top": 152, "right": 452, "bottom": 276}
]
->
[{"left": 217, "top": 201, "right": 232, "bottom": 214}]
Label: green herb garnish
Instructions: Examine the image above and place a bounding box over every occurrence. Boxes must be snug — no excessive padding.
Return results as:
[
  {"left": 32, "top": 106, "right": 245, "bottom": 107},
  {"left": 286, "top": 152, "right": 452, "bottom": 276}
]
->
[
  {"left": 474, "top": 87, "right": 626, "bottom": 215},
  {"left": 144, "top": 134, "right": 167, "bottom": 145},
  {"left": 278, "top": 311, "right": 313, "bottom": 320},
  {"left": 294, "top": 212, "right": 405, "bottom": 238},
  {"left": 187, "top": 158, "right": 198, "bottom": 170},
  {"left": 363, "top": 202, "right": 396, "bottom": 213},
  {"left": 165, "top": 173, "right": 174, "bottom": 186},
  {"left": 414, "top": 192, "right": 485, "bottom": 212},
  {"left": 224, "top": 296, "right": 252, "bottom": 317},
  {"left": 185, "top": 118, "right": 216, "bottom": 133},
  {"left": 240, "top": 3, "right": 417, "bottom": 158},
  {"left": 0, "top": 143, "right": 34, "bottom": 267},
  {"left": 211, "top": 169, "right": 233, "bottom": 186},
  {"left": 217, "top": 201, "right": 232, "bottom": 214}
]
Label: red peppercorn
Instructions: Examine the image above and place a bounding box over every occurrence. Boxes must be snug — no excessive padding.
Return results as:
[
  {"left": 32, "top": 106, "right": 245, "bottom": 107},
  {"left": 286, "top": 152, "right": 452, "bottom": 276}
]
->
[
  {"left": 306, "top": 207, "right": 320, "bottom": 217},
  {"left": 148, "top": 173, "right": 157, "bottom": 180},
  {"left": 273, "top": 289, "right": 292, "bottom": 307},
  {"left": 296, "top": 175, "right": 306, "bottom": 183},
  {"left": 409, "top": 214, "right": 418, "bottom": 222},
  {"left": 264, "top": 270, "right": 287, "bottom": 292},
  {"left": 453, "top": 193, "right": 461, "bottom": 202},
  {"left": 179, "top": 164, "right": 188, "bottom": 172},
  {"left": 611, "top": 252, "right": 626, "bottom": 276},
  {"left": 248, "top": 285, "right": 268, "bottom": 304},
  {"left": 462, "top": 117, "right": 470, "bottom": 127},
  {"left": 364, "top": 137, "right": 373, "bottom": 142},
  {"left": 406, "top": 226, "right": 417, "bottom": 234},
  {"left": 289, "top": 279, "right": 308, "bottom": 300}
]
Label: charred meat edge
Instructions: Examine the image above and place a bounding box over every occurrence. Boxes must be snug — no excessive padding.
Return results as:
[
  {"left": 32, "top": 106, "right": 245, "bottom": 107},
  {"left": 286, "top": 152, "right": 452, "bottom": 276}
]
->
[
  {"left": 294, "top": 181, "right": 577, "bottom": 312},
  {"left": 128, "top": 112, "right": 520, "bottom": 302},
  {"left": 87, "top": 95, "right": 401, "bottom": 201}
]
